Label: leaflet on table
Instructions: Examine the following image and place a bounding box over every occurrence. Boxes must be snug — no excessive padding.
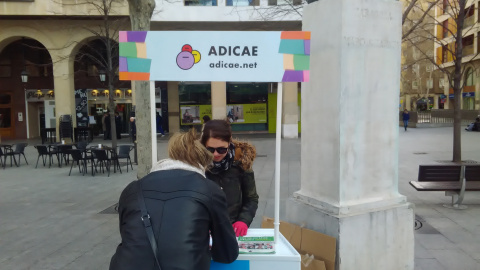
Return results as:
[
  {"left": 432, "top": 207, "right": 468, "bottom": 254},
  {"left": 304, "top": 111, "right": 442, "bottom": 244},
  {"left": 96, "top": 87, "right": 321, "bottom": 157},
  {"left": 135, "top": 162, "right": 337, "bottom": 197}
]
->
[
  {"left": 209, "top": 235, "right": 276, "bottom": 254},
  {"left": 238, "top": 236, "right": 275, "bottom": 254}
]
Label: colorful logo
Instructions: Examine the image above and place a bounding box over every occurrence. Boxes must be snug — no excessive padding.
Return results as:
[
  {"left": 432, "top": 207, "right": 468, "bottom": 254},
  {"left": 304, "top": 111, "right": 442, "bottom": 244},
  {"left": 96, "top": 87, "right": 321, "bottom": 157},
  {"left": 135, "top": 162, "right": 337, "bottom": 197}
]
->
[{"left": 177, "top": 44, "right": 201, "bottom": 70}]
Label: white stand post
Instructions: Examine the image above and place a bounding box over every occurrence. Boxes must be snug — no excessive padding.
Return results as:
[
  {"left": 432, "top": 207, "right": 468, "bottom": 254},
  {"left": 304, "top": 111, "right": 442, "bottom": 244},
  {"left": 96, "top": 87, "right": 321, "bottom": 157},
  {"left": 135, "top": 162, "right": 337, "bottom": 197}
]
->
[{"left": 274, "top": 82, "right": 283, "bottom": 244}]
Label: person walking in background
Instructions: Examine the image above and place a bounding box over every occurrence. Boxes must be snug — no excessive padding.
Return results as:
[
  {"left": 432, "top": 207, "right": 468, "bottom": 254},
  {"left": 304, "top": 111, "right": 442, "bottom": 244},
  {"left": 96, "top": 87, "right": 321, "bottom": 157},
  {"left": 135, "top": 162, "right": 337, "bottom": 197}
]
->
[
  {"left": 402, "top": 109, "right": 410, "bottom": 131},
  {"left": 109, "top": 129, "right": 239, "bottom": 270},
  {"left": 129, "top": 117, "right": 136, "bottom": 142},
  {"left": 104, "top": 111, "right": 111, "bottom": 140},
  {"left": 200, "top": 119, "right": 259, "bottom": 237},
  {"left": 115, "top": 112, "right": 122, "bottom": 139},
  {"left": 156, "top": 112, "right": 165, "bottom": 137}
]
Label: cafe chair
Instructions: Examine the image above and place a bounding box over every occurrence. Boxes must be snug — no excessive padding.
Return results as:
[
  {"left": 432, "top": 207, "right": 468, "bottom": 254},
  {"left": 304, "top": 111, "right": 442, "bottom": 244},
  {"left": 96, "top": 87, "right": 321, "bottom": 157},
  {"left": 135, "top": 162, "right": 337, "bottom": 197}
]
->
[
  {"left": 4, "top": 143, "right": 28, "bottom": 167},
  {"left": 56, "top": 145, "right": 73, "bottom": 167},
  {"left": 0, "top": 147, "right": 5, "bottom": 169},
  {"left": 92, "top": 149, "right": 114, "bottom": 177},
  {"left": 34, "top": 145, "right": 57, "bottom": 168},
  {"left": 67, "top": 149, "right": 88, "bottom": 176},
  {"left": 117, "top": 145, "right": 134, "bottom": 172}
]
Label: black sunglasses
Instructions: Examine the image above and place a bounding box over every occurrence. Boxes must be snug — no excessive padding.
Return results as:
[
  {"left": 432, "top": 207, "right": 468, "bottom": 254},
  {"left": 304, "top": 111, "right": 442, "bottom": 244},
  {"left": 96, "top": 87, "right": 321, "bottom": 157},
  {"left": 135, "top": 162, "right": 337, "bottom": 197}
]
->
[{"left": 206, "top": 147, "right": 228, "bottom": 154}]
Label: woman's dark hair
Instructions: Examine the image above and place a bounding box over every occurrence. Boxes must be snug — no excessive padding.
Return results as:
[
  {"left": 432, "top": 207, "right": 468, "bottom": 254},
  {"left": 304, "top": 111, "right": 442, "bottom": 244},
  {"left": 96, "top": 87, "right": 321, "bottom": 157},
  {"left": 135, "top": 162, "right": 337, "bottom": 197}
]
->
[
  {"left": 200, "top": 119, "right": 232, "bottom": 145},
  {"left": 202, "top": 115, "right": 211, "bottom": 123}
]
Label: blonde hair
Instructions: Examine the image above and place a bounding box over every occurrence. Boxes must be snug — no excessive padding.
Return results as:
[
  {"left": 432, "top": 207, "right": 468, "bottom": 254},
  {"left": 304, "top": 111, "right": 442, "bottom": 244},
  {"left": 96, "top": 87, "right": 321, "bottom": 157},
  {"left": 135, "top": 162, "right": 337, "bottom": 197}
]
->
[{"left": 168, "top": 129, "right": 213, "bottom": 169}]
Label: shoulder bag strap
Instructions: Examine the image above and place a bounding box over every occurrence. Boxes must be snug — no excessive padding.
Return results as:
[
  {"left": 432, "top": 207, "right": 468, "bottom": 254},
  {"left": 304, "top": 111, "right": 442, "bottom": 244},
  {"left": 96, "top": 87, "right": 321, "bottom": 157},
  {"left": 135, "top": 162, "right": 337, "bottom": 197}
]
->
[{"left": 136, "top": 181, "right": 162, "bottom": 270}]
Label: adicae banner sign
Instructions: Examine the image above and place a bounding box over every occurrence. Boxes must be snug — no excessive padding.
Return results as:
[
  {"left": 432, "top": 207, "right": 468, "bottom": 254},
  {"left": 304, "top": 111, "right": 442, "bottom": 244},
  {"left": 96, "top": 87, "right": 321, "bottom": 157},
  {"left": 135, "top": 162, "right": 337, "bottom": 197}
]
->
[{"left": 119, "top": 31, "right": 311, "bottom": 82}]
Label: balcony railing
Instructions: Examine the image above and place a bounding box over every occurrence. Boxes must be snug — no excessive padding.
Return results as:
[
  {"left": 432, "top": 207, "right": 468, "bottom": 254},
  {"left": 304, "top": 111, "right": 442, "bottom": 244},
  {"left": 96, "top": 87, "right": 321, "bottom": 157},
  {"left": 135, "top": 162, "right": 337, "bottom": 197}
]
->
[
  {"left": 463, "top": 15, "right": 475, "bottom": 28},
  {"left": 462, "top": 44, "right": 474, "bottom": 56}
]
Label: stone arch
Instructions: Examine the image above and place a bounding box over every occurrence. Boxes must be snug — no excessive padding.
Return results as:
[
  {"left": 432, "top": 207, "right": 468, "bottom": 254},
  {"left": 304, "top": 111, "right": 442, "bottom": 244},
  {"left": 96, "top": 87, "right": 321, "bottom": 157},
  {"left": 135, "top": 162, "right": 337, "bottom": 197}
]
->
[{"left": 0, "top": 26, "right": 55, "bottom": 55}]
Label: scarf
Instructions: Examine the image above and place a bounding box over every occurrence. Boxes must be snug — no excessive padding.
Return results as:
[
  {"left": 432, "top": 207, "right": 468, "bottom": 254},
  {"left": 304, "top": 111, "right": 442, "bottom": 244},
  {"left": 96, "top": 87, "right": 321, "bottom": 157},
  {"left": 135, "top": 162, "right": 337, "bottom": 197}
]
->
[
  {"left": 150, "top": 158, "right": 206, "bottom": 178},
  {"left": 209, "top": 142, "right": 235, "bottom": 174}
]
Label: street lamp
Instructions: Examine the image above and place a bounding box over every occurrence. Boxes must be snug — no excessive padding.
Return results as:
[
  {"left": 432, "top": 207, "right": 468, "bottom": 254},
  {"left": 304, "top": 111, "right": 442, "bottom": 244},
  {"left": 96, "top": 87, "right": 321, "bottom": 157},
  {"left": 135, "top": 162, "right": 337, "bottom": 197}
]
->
[
  {"left": 21, "top": 70, "right": 29, "bottom": 91},
  {"left": 21, "top": 70, "right": 29, "bottom": 84},
  {"left": 98, "top": 69, "right": 106, "bottom": 82}
]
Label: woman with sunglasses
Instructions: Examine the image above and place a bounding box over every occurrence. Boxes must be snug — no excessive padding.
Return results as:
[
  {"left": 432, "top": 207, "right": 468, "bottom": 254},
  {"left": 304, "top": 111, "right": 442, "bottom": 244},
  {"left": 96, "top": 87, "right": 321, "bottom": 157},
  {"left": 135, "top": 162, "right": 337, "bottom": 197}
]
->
[{"left": 200, "top": 119, "right": 259, "bottom": 237}]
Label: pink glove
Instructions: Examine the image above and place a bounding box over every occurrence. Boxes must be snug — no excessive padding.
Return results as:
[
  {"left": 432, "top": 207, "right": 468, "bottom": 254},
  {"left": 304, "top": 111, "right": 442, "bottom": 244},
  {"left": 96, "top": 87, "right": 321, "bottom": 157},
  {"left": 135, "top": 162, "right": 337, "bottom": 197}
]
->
[{"left": 232, "top": 221, "right": 248, "bottom": 237}]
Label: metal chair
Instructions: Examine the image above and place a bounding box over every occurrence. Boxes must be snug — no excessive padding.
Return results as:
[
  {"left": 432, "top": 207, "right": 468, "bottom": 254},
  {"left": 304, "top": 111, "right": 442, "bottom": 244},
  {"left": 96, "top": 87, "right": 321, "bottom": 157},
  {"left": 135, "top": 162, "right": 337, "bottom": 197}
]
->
[
  {"left": 92, "top": 149, "right": 114, "bottom": 177},
  {"left": 34, "top": 145, "right": 57, "bottom": 168},
  {"left": 67, "top": 149, "right": 88, "bottom": 176},
  {"left": 117, "top": 145, "right": 134, "bottom": 172},
  {"left": 4, "top": 143, "right": 28, "bottom": 167},
  {"left": 0, "top": 147, "right": 5, "bottom": 169}
]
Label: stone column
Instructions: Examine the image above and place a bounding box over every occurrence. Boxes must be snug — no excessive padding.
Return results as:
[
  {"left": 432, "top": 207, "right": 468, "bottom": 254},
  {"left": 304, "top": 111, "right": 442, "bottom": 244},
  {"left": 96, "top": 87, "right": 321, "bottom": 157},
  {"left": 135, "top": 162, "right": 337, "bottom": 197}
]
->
[
  {"left": 131, "top": 83, "right": 136, "bottom": 106},
  {"left": 52, "top": 55, "right": 76, "bottom": 142},
  {"left": 405, "top": 95, "right": 412, "bottom": 110},
  {"left": 282, "top": 82, "right": 299, "bottom": 138},
  {"left": 433, "top": 94, "right": 439, "bottom": 109},
  {"left": 167, "top": 81, "right": 180, "bottom": 133},
  {"left": 286, "top": 1, "right": 414, "bottom": 270},
  {"left": 211, "top": 81, "right": 227, "bottom": 119},
  {"left": 444, "top": 74, "right": 450, "bottom": 109}
]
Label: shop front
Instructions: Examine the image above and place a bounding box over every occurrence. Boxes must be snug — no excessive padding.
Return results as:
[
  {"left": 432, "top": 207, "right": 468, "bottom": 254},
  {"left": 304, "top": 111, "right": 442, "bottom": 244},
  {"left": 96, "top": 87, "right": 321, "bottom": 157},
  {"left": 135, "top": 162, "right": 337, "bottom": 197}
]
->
[
  {"left": 177, "top": 82, "right": 270, "bottom": 132},
  {"left": 25, "top": 89, "right": 55, "bottom": 139},
  {"left": 86, "top": 88, "right": 133, "bottom": 136}
]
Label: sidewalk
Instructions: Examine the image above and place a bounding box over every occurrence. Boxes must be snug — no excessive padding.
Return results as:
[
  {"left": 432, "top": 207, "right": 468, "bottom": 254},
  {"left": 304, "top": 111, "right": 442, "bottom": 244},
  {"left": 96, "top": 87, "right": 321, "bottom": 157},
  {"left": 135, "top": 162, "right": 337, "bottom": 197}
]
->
[{"left": 0, "top": 128, "right": 479, "bottom": 269}]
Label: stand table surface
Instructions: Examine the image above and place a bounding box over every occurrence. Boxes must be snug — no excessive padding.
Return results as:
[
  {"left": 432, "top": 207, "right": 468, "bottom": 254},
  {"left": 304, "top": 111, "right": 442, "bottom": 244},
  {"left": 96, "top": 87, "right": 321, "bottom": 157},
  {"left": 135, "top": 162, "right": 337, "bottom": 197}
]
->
[{"left": 211, "top": 228, "right": 300, "bottom": 270}]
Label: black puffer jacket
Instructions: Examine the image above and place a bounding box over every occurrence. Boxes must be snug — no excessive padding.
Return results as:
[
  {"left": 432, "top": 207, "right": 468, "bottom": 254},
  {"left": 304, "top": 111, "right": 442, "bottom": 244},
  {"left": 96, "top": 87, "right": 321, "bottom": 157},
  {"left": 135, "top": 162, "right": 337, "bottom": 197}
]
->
[
  {"left": 206, "top": 140, "right": 259, "bottom": 226},
  {"left": 109, "top": 163, "right": 239, "bottom": 270}
]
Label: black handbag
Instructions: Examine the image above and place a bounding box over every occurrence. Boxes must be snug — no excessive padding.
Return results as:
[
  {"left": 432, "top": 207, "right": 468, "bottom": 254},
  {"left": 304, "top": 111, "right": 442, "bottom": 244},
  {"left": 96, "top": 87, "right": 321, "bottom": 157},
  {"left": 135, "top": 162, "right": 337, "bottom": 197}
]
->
[{"left": 136, "top": 181, "right": 162, "bottom": 270}]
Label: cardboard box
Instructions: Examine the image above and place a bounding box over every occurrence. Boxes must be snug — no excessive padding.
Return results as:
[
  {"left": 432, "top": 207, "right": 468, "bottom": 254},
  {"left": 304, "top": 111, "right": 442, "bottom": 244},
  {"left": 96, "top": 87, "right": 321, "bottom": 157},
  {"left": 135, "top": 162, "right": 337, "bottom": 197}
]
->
[{"left": 262, "top": 217, "right": 336, "bottom": 270}]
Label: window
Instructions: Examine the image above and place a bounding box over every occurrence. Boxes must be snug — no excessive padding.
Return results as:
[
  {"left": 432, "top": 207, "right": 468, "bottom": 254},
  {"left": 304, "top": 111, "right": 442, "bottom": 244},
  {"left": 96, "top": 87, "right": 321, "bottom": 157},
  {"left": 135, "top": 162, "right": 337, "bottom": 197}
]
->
[
  {"left": 443, "top": 20, "right": 449, "bottom": 38},
  {"left": 0, "top": 58, "right": 11, "bottom": 78},
  {"left": 179, "top": 83, "right": 211, "bottom": 105},
  {"left": 227, "top": 0, "right": 259, "bottom": 6},
  {"left": 465, "top": 68, "right": 474, "bottom": 86},
  {"left": 185, "top": 0, "right": 217, "bottom": 6},
  {"left": 442, "top": 45, "right": 448, "bottom": 63},
  {"left": 227, "top": 83, "right": 268, "bottom": 104},
  {"left": 0, "top": 93, "right": 12, "bottom": 128},
  {"left": 0, "top": 108, "right": 11, "bottom": 128}
]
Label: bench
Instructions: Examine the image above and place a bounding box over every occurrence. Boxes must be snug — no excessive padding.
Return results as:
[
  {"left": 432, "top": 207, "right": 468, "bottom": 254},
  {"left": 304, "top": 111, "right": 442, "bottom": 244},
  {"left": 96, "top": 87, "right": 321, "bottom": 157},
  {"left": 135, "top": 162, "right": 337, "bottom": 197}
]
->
[{"left": 409, "top": 164, "right": 480, "bottom": 209}]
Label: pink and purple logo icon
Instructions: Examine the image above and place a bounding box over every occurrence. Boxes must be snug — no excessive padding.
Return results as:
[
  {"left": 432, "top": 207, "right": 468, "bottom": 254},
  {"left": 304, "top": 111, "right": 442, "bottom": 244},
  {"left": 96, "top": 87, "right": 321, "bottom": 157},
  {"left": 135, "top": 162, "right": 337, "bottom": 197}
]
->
[{"left": 176, "top": 44, "right": 201, "bottom": 70}]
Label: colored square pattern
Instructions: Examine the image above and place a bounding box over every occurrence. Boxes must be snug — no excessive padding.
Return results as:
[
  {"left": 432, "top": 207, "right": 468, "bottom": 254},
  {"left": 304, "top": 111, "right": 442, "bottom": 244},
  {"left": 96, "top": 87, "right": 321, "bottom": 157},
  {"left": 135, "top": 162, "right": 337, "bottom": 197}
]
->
[
  {"left": 119, "top": 31, "right": 151, "bottom": 81},
  {"left": 279, "top": 31, "right": 310, "bottom": 82}
]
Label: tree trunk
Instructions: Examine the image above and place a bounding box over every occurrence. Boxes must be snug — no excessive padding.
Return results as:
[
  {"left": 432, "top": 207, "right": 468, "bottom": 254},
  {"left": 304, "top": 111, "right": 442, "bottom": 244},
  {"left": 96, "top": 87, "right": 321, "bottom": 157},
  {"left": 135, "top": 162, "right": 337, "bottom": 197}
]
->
[
  {"left": 127, "top": 0, "right": 155, "bottom": 178},
  {"left": 452, "top": 0, "right": 465, "bottom": 162}
]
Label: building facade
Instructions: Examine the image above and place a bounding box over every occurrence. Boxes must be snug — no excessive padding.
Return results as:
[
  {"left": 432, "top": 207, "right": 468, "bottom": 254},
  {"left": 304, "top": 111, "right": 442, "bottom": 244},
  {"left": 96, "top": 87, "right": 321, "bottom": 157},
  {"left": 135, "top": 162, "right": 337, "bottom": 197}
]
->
[
  {"left": 433, "top": 0, "right": 480, "bottom": 111},
  {"left": 0, "top": 0, "right": 303, "bottom": 141}
]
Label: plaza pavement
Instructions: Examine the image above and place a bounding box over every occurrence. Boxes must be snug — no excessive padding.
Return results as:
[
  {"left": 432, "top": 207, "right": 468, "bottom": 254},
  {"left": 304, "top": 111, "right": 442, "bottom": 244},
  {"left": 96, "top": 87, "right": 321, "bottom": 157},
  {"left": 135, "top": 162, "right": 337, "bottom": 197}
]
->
[{"left": 0, "top": 127, "right": 479, "bottom": 270}]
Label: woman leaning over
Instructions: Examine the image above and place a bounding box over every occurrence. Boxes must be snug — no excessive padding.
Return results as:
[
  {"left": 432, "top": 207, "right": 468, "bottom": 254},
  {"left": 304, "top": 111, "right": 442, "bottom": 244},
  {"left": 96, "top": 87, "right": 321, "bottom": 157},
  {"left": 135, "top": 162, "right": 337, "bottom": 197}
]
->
[
  {"left": 109, "top": 129, "right": 238, "bottom": 270},
  {"left": 200, "top": 119, "right": 259, "bottom": 237}
]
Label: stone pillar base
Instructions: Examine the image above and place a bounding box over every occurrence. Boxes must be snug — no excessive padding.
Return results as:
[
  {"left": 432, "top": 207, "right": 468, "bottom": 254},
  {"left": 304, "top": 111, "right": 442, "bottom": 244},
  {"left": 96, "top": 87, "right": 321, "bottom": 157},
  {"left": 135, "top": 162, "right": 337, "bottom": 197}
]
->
[
  {"left": 286, "top": 196, "right": 414, "bottom": 270},
  {"left": 282, "top": 123, "right": 298, "bottom": 138}
]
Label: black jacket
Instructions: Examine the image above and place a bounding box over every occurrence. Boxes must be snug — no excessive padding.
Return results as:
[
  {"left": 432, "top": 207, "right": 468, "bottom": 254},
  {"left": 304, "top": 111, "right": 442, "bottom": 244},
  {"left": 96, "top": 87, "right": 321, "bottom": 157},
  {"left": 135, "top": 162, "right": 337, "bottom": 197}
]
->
[
  {"left": 109, "top": 169, "right": 239, "bottom": 270},
  {"left": 206, "top": 140, "right": 258, "bottom": 226}
]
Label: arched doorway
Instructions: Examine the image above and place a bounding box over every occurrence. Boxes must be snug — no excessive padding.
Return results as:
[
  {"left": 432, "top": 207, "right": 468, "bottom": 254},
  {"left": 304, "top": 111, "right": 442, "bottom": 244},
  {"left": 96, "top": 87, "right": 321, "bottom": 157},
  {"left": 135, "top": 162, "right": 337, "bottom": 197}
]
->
[
  {"left": 0, "top": 38, "right": 53, "bottom": 140},
  {"left": 73, "top": 38, "right": 131, "bottom": 137}
]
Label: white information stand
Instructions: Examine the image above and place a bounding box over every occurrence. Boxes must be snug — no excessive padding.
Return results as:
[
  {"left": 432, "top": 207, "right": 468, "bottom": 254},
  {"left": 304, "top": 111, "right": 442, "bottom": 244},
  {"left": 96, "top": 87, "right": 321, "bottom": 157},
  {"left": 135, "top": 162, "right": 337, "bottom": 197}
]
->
[
  {"left": 210, "top": 229, "right": 300, "bottom": 270},
  {"left": 119, "top": 31, "right": 308, "bottom": 270}
]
